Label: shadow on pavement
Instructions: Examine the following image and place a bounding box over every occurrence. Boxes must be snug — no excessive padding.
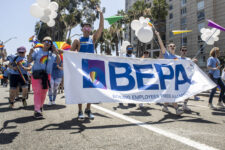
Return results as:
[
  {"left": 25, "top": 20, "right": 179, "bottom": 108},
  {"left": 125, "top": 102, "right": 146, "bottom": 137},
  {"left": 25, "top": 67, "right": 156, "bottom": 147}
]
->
[
  {"left": 123, "top": 107, "right": 154, "bottom": 117},
  {"left": 36, "top": 118, "right": 89, "bottom": 133},
  {"left": 212, "top": 109, "right": 225, "bottom": 116},
  {"left": 154, "top": 113, "right": 218, "bottom": 125},
  {"left": 0, "top": 132, "right": 19, "bottom": 144},
  {"left": 0, "top": 102, "right": 9, "bottom": 107}
]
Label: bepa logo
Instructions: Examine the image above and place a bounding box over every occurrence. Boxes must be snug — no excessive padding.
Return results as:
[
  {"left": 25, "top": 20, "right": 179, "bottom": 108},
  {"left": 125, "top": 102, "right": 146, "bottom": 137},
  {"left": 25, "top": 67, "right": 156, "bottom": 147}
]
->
[{"left": 82, "top": 59, "right": 191, "bottom": 91}]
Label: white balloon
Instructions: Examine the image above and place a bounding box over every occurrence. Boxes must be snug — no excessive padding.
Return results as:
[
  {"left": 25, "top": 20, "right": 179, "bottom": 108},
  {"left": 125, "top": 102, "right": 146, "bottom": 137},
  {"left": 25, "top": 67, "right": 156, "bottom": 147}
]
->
[
  {"left": 47, "top": 19, "right": 56, "bottom": 27},
  {"left": 142, "top": 22, "right": 148, "bottom": 27},
  {"left": 139, "top": 16, "right": 145, "bottom": 24},
  {"left": 200, "top": 28, "right": 206, "bottom": 34},
  {"left": 201, "top": 34, "right": 207, "bottom": 41},
  {"left": 214, "top": 36, "right": 219, "bottom": 41},
  {"left": 49, "top": 2, "right": 59, "bottom": 11},
  {"left": 50, "top": 11, "right": 58, "bottom": 19},
  {"left": 211, "top": 28, "right": 221, "bottom": 36},
  {"left": 131, "top": 20, "right": 142, "bottom": 31},
  {"left": 44, "top": 8, "right": 51, "bottom": 16},
  {"left": 137, "top": 27, "right": 153, "bottom": 43},
  {"left": 30, "top": 3, "right": 44, "bottom": 18},
  {"left": 37, "top": 0, "right": 50, "bottom": 8},
  {"left": 206, "top": 38, "right": 215, "bottom": 45},
  {"left": 40, "top": 15, "right": 50, "bottom": 23}
]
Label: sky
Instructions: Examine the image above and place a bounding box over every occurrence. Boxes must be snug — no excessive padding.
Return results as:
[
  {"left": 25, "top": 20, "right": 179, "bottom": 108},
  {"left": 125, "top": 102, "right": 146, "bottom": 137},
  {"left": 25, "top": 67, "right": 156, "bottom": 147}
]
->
[{"left": 0, "top": 0, "right": 125, "bottom": 55}]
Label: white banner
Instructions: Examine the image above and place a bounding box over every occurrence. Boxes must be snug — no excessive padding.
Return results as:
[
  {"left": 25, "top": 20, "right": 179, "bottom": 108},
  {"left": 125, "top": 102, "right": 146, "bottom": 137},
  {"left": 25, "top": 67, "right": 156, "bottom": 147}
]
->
[{"left": 64, "top": 51, "right": 216, "bottom": 104}]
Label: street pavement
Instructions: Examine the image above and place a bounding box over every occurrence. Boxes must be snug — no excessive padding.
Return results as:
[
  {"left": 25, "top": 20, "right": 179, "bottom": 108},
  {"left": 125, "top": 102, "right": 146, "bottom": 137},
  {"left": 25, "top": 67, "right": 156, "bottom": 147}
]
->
[{"left": 0, "top": 86, "right": 225, "bottom": 150}]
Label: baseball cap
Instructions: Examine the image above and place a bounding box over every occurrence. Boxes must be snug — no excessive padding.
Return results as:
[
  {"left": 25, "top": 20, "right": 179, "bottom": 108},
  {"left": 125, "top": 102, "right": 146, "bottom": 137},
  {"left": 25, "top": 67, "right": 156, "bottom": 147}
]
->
[
  {"left": 43, "top": 36, "right": 52, "bottom": 42},
  {"left": 17, "top": 46, "right": 26, "bottom": 53}
]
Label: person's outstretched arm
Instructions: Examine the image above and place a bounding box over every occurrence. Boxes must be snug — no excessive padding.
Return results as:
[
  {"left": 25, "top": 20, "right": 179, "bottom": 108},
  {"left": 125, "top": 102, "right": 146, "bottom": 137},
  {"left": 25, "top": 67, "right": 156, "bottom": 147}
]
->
[
  {"left": 93, "top": 6, "right": 104, "bottom": 43},
  {"left": 155, "top": 31, "right": 166, "bottom": 54}
]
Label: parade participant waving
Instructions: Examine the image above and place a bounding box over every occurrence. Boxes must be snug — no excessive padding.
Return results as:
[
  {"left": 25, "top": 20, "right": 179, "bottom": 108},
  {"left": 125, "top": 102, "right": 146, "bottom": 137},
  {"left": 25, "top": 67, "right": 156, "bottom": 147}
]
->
[
  {"left": 207, "top": 47, "right": 225, "bottom": 109},
  {"left": 8, "top": 46, "right": 31, "bottom": 108},
  {"left": 155, "top": 31, "right": 184, "bottom": 115},
  {"left": 28, "top": 36, "right": 61, "bottom": 119},
  {"left": 71, "top": 6, "right": 104, "bottom": 120}
]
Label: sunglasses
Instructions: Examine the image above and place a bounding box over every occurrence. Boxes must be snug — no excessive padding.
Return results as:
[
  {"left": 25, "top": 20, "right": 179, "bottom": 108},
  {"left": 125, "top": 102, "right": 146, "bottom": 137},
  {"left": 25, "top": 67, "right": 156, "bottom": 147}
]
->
[
  {"left": 181, "top": 49, "right": 187, "bottom": 52},
  {"left": 44, "top": 40, "right": 52, "bottom": 44},
  {"left": 144, "top": 52, "right": 149, "bottom": 54},
  {"left": 18, "top": 52, "right": 25, "bottom": 54},
  {"left": 83, "top": 27, "right": 92, "bottom": 31},
  {"left": 169, "top": 45, "right": 176, "bottom": 48}
]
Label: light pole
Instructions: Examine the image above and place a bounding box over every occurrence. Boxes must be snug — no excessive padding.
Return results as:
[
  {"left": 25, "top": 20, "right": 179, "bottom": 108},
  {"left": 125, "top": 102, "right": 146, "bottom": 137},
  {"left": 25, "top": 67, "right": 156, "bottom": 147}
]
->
[{"left": 3, "top": 36, "right": 17, "bottom": 44}]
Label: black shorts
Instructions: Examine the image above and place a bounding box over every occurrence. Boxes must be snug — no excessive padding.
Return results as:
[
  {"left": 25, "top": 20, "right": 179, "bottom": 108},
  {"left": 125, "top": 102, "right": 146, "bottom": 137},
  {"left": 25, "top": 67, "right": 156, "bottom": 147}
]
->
[{"left": 10, "top": 74, "right": 28, "bottom": 89}]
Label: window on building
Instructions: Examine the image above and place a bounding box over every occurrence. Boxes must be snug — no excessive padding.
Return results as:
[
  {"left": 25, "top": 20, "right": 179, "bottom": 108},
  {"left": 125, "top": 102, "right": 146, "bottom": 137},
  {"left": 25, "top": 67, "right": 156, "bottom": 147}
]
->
[
  {"left": 198, "top": 22, "right": 205, "bottom": 31},
  {"left": 197, "top": 10, "right": 205, "bottom": 21},
  {"left": 181, "top": 0, "right": 187, "bottom": 7},
  {"left": 197, "top": 1, "right": 204, "bottom": 11},
  {"left": 181, "top": 7, "right": 187, "bottom": 15},
  {"left": 181, "top": 36, "right": 187, "bottom": 46},
  {"left": 169, "top": 13, "right": 173, "bottom": 19},
  {"left": 181, "top": 17, "right": 187, "bottom": 25},
  {"left": 169, "top": 5, "right": 173, "bottom": 10}
]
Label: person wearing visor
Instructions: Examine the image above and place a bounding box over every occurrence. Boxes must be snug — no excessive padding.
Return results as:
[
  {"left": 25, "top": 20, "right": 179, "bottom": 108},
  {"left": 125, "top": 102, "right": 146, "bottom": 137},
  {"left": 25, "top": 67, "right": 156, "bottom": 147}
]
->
[
  {"left": 155, "top": 31, "right": 184, "bottom": 115},
  {"left": 71, "top": 6, "right": 104, "bottom": 120},
  {"left": 125, "top": 45, "right": 135, "bottom": 58},
  {"left": 28, "top": 36, "right": 61, "bottom": 119},
  {"left": 8, "top": 46, "right": 32, "bottom": 108}
]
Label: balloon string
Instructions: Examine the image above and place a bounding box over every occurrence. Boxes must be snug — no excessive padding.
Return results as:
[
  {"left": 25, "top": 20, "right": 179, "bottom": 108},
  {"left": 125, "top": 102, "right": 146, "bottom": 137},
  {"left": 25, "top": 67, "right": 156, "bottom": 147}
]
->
[
  {"left": 36, "top": 21, "right": 43, "bottom": 40},
  {"left": 193, "top": 29, "right": 217, "bottom": 59}
]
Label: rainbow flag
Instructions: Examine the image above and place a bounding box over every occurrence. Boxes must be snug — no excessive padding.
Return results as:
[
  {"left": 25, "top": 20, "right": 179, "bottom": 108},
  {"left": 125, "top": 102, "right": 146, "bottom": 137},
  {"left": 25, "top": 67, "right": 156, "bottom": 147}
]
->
[
  {"left": 148, "top": 20, "right": 153, "bottom": 27},
  {"left": 53, "top": 41, "right": 71, "bottom": 50},
  {"left": 34, "top": 42, "right": 44, "bottom": 48},
  {"left": 0, "top": 45, "right": 4, "bottom": 49},
  {"left": 29, "top": 35, "right": 35, "bottom": 42}
]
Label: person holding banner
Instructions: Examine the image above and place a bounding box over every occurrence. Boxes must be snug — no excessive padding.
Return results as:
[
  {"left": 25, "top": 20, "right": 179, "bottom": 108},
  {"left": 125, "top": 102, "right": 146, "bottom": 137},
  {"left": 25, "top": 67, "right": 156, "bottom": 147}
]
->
[
  {"left": 207, "top": 47, "right": 225, "bottom": 109},
  {"left": 28, "top": 36, "right": 61, "bottom": 119},
  {"left": 155, "top": 31, "right": 184, "bottom": 115},
  {"left": 71, "top": 6, "right": 104, "bottom": 120},
  {"left": 8, "top": 47, "right": 32, "bottom": 108}
]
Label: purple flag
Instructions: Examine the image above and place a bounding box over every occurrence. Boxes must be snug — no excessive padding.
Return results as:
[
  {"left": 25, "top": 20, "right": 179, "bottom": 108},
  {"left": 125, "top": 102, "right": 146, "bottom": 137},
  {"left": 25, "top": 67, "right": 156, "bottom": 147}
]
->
[{"left": 208, "top": 20, "right": 225, "bottom": 32}]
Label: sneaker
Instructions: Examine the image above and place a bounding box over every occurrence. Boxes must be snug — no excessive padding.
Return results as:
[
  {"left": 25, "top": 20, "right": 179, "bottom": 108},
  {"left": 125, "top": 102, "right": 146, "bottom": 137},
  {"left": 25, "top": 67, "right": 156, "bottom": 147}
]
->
[
  {"left": 52, "top": 101, "right": 56, "bottom": 105},
  {"left": 78, "top": 111, "right": 84, "bottom": 119},
  {"left": 176, "top": 108, "right": 184, "bottom": 115},
  {"left": 162, "top": 106, "right": 170, "bottom": 113},
  {"left": 217, "top": 102, "right": 225, "bottom": 108},
  {"left": 208, "top": 103, "right": 216, "bottom": 109},
  {"left": 9, "top": 102, "right": 14, "bottom": 108},
  {"left": 48, "top": 101, "right": 52, "bottom": 106},
  {"left": 33, "top": 111, "right": 43, "bottom": 119},
  {"left": 85, "top": 109, "right": 94, "bottom": 119},
  {"left": 139, "top": 103, "right": 144, "bottom": 108},
  {"left": 22, "top": 99, "right": 27, "bottom": 107},
  {"left": 119, "top": 103, "right": 123, "bottom": 106},
  {"left": 183, "top": 104, "right": 191, "bottom": 111},
  {"left": 128, "top": 103, "right": 136, "bottom": 107}
]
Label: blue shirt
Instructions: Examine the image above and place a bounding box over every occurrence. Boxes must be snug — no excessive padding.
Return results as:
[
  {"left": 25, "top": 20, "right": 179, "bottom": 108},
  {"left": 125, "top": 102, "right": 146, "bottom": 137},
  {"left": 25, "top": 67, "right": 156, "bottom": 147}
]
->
[
  {"left": 79, "top": 37, "right": 94, "bottom": 53},
  {"left": 51, "top": 60, "right": 63, "bottom": 79},
  {"left": 163, "top": 50, "right": 179, "bottom": 60},
  {"left": 32, "top": 48, "right": 56, "bottom": 74},
  {"left": 9, "top": 55, "right": 30, "bottom": 75},
  {"left": 3, "top": 68, "right": 9, "bottom": 77},
  {"left": 207, "top": 57, "right": 220, "bottom": 79}
]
